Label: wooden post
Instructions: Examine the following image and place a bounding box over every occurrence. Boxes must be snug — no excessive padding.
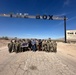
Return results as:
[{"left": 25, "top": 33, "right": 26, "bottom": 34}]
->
[{"left": 64, "top": 16, "right": 67, "bottom": 43}]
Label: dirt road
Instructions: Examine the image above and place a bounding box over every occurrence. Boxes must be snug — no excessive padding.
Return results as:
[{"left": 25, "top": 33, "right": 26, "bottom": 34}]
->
[{"left": 0, "top": 42, "right": 76, "bottom": 75}]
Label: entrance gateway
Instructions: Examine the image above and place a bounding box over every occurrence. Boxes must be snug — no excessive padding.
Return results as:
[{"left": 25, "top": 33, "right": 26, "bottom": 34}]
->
[{"left": 0, "top": 13, "right": 68, "bottom": 43}]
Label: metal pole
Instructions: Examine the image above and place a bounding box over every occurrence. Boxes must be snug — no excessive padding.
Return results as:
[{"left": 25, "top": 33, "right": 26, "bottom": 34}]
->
[{"left": 64, "top": 16, "right": 67, "bottom": 43}]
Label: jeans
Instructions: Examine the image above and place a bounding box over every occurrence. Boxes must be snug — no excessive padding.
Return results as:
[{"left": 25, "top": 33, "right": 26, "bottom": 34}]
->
[{"left": 32, "top": 44, "right": 36, "bottom": 51}]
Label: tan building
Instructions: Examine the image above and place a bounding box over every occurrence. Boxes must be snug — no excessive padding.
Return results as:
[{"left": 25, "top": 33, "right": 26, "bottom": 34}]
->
[{"left": 66, "top": 30, "right": 76, "bottom": 41}]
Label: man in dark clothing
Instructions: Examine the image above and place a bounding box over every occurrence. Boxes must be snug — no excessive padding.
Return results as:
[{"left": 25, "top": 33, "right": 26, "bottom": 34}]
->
[
  {"left": 38, "top": 39, "right": 42, "bottom": 51},
  {"left": 28, "top": 40, "right": 32, "bottom": 50}
]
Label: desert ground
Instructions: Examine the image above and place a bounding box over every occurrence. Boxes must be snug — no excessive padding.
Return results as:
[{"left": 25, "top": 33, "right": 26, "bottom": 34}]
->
[{"left": 0, "top": 40, "right": 76, "bottom": 75}]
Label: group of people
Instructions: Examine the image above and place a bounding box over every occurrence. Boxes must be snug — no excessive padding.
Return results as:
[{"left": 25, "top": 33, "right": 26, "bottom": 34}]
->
[
  {"left": 28, "top": 39, "right": 42, "bottom": 51},
  {"left": 10, "top": 38, "right": 57, "bottom": 52}
]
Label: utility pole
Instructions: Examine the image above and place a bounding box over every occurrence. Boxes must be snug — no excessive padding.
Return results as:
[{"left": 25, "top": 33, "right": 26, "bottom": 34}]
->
[{"left": 64, "top": 16, "right": 67, "bottom": 43}]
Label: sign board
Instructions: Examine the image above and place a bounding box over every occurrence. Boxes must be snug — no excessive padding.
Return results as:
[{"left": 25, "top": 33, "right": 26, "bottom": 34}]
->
[
  {"left": 66, "top": 30, "right": 76, "bottom": 41},
  {"left": 0, "top": 13, "right": 67, "bottom": 20}
]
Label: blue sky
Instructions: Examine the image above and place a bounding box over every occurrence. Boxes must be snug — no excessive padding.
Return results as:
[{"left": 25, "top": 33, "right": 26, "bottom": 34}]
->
[{"left": 0, "top": 0, "right": 76, "bottom": 39}]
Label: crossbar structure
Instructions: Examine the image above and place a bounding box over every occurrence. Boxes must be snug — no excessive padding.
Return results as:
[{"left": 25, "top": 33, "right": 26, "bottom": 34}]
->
[{"left": 0, "top": 13, "right": 68, "bottom": 43}]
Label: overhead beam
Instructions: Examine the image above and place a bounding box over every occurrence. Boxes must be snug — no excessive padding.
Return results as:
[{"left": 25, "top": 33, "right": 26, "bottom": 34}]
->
[
  {"left": 0, "top": 13, "right": 68, "bottom": 20},
  {"left": 0, "top": 13, "right": 68, "bottom": 43}
]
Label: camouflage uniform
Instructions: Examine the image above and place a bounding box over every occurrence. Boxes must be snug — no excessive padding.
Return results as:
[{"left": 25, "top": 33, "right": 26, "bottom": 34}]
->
[
  {"left": 8, "top": 40, "right": 14, "bottom": 53},
  {"left": 8, "top": 39, "right": 18, "bottom": 53},
  {"left": 49, "top": 41, "right": 53, "bottom": 52},
  {"left": 52, "top": 41, "right": 57, "bottom": 52},
  {"left": 47, "top": 38, "right": 53, "bottom": 52},
  {"left": 47, "top": 40, "right": 50, "bottom": 52},
  {"left": 14, "top": 40, "right": 20, "bottom": 53},
  {"left": 17, "top": 40, "right": 22, "bottom": 52},
  {"left": 42, "top": 40, "right": 47, "bottom": 51}
]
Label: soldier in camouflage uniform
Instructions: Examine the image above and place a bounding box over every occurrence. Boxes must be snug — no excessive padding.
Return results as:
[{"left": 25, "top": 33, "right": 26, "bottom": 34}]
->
[
  {"left": 14, "top": 40, "right": 20, "bottom": 53},
  {"left": 8, "top": 39, "right": 15, "bottom": 53},
  {"left": 47, "top": 38, "right": 52, "bottom": 52},
  {"left": 50, "top": 41, "right": 54, "bottom": 52},
  {"left": 52, "top": 41, "right": 57, "bottom": 52},
  {"left": 42, "top": 40, "right": 47, "bottom": 51},
  {"left": 17, "top": 39, "right": 22, "bottom": 52},
  {"left": 47, "top": 40, "right": 50, "bottom": 52}
]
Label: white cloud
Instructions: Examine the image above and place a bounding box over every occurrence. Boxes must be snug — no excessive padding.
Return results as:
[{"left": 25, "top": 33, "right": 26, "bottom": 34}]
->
[
  {"left": 26, "top": 34, "right": 31, "bottom": 35},
  {"left": 58, "top": 16, "right": 76, "bottom": 26},
  {"left": 58, "top": 21, "right": 64, "bottom": 25},
  {"left": 55, "top": 13, "right": 66, "bottom": 16},
  {"left": 63, "top": 0, "right": 70, "bottom": 7},
  {"left": 67, "top": 16, "right": 76, "bottom": 22}
]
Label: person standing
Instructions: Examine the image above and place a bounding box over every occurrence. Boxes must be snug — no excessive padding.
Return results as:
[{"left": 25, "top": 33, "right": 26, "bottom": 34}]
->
[
  {"left": 36, "top": 39, "right": 39, "bottom": 50},
  {"left": 31, "top": 39, "right": 36, "bottom": 51},
  {"left": 42, "top": 40, "right": 47, "bottom": 51},
  {"left": 38, "top": 39, "right": 42, "bottom": 51},
  {"left": 28, "top": 39, "right": 32, "bottom": 50}
]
